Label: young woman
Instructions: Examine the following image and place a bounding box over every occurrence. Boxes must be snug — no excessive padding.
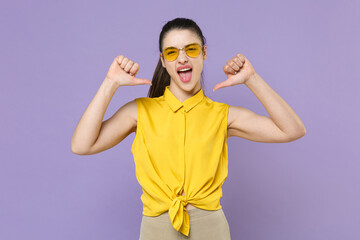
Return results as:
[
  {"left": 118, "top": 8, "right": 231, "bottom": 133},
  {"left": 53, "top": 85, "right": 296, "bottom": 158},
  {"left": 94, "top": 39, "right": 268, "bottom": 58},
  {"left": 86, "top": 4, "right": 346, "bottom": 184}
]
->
[{"left": 71, "top": 18, "right": 306, "bottom": 240}]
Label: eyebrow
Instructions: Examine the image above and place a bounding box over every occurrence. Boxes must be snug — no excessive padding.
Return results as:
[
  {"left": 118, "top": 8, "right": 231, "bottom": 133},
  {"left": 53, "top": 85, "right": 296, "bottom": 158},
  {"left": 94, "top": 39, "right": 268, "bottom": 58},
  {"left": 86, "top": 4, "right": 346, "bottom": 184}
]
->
[{"left": 163, "top": 42, "right": 200, "bottom": 50}]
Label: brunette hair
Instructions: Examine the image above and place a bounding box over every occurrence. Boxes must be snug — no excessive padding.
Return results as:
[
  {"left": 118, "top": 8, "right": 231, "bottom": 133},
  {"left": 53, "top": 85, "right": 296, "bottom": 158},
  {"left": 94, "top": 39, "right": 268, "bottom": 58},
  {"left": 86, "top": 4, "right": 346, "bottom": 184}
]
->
[{"left": 147, "top": 17, "right": 207, "bottom": 98}]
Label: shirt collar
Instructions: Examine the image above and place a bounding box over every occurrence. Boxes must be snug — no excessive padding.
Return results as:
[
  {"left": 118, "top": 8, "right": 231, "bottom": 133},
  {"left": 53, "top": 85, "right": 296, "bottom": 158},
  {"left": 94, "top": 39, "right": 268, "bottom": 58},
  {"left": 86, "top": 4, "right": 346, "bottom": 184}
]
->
[{"left": 163, "top": 85, "right": 204, "bottom": 113}]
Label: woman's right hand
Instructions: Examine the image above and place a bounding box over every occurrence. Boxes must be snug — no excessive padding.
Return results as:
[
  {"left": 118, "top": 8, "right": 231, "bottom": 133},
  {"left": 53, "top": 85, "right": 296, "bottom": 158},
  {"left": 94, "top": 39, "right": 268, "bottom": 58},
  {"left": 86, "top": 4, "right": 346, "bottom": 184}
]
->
[{"left": 105, "top": 55, "right": 152, "bottom": 87}]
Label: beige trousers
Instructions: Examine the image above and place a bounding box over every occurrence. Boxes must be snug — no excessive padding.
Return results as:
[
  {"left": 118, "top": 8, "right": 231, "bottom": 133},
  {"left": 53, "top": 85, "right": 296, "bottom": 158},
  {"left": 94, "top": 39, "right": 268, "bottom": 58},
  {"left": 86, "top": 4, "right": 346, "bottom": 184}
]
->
[{"left": 139, "top": 208, "right": 231, "bottom": 240}]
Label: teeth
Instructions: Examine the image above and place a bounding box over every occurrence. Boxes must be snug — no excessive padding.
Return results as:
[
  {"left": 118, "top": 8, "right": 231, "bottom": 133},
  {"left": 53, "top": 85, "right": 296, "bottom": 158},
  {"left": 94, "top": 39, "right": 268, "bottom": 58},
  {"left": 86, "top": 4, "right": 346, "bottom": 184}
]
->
[{"left": 178, "top": 68, "right": 191, "bottom": 72}]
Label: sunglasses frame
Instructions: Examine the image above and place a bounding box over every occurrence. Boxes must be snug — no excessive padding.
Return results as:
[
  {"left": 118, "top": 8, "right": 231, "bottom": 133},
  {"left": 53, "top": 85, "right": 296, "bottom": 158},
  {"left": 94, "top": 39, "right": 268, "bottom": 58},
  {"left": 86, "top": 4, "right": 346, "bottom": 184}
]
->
[{"left": 161, "top": 43, "right": 204, "bottom": 62}]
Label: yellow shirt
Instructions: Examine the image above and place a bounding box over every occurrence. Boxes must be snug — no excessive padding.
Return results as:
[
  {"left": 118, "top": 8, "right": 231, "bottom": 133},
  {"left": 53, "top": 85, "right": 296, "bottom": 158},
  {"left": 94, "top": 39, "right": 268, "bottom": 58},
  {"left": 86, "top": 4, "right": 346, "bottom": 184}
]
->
[{"left": 131, "top": 85, "right": 229, "bottom": 236}]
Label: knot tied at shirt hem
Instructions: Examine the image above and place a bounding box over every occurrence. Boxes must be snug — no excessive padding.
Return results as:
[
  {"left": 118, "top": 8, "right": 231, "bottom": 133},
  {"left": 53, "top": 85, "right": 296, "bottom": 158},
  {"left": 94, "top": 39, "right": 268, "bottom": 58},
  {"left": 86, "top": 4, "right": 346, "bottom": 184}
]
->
[{"left": 168, "top": 195, "right": 190, "bottom": 236}]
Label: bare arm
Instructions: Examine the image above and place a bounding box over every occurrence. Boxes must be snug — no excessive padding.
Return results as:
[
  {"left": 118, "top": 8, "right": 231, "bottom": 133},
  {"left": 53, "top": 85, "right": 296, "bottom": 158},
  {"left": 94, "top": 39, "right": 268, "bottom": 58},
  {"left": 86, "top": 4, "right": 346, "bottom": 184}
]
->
[
  {"left": 71, "top": 78, "right": 135, "bottom": 155},
  {"left": 227, "top": 105, "right": 300, "bottom": 142},
  {"left": 215, "top": 53, "right": 306, "bottom": 143},
  {"left": 80, "top": 98, "right": 137, "bottom": 155},
  {"left": 71, "top": 55, "right": 151, "bottom": 155},
  {"left": 227, "top": 73, "right": 306, "bottom": 143},
  {"left": 248, "top": 73, "right": 305, "bottom": 135}
]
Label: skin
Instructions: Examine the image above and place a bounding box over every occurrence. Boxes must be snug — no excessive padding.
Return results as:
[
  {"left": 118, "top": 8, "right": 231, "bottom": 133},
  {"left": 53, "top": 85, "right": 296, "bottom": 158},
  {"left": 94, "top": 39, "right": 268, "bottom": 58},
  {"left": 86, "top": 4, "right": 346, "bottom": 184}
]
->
[
  {"left": 161, "top": 29, "right": 211, "bottom": 210},
  {"left": 160, "top": 29, "right": 207, "bottom": 103},
  {"left": 72, "top": 27, "right": 306, "bottom": 210},
  {"left": 159, "top": 29, "right": 306, "bottom": 144},
  {"left": 72, "top": 26, "right": 306, "bottom": 155}
]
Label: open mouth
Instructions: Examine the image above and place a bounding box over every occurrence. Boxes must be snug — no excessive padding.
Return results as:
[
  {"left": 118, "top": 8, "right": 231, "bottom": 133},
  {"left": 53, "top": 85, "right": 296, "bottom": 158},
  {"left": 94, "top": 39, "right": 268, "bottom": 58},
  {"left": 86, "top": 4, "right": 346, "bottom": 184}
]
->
[{"left": 177, "top": 68, "right": 192, "bottom": 82}]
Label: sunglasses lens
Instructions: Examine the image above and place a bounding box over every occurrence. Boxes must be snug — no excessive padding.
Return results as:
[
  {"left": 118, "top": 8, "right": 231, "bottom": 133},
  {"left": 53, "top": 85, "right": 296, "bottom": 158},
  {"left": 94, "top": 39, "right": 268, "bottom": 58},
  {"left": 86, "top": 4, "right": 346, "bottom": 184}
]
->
[
  {"left": 185, "top": 44, "right": 202, "bottom": 57},
  {"left": 163, "top": 44, "right": 202, "bottom": 61},
  {"left": 163, "top": 48, "right": 178, "bottom": 61}
]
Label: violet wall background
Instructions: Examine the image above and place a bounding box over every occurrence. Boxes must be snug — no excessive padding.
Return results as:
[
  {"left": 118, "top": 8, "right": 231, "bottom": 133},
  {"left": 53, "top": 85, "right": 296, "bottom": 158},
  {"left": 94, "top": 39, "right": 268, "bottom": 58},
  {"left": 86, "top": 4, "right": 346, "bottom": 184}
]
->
[{"left": 1, "top": 0, "right": 359, "bottom": 239}]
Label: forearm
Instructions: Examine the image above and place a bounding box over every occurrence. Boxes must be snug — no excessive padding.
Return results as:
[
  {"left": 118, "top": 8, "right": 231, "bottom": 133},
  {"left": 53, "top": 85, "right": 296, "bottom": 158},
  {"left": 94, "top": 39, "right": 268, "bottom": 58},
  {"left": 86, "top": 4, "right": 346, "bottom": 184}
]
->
[
  {"left": 245, "top": 73, "right": 306, "bottom": 136},
  {"left": 71, "top": 78, "right": 119, "bottom": 153}
]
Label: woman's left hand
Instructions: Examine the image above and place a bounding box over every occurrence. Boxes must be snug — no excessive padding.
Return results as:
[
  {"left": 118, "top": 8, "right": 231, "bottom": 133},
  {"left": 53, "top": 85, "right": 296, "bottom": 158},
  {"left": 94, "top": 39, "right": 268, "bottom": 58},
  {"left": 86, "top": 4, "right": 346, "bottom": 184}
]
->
[{"left": 213, "top": 53, "right": 256, "bottom": 91}]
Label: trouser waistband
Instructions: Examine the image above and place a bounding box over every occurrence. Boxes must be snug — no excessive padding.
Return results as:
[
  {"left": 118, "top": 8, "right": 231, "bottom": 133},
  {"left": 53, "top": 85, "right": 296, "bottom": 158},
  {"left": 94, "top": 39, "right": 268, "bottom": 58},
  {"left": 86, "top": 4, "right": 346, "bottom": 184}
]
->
[{"left": 143, "top": 207, "right": 222, "bottom": 222}]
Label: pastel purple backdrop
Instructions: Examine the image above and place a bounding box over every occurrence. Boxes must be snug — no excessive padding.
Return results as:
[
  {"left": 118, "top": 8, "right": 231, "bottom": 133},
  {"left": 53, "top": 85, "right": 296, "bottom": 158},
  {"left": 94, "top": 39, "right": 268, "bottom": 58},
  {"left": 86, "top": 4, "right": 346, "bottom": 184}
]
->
[{"left": 1, "top": 0, "right": 359, "bottom": 239}]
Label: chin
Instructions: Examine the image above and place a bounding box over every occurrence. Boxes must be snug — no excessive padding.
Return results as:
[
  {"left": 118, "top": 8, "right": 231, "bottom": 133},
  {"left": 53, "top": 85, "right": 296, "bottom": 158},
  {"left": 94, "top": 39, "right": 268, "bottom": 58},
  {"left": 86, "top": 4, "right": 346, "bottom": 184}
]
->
[{"left": 181, "top": 81, "right": 201, "bottom": 92}]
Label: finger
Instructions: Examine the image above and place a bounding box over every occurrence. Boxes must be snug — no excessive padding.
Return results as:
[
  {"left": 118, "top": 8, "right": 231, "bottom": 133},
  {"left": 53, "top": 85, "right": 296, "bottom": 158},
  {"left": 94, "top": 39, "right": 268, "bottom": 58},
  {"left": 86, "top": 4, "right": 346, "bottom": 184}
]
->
[
  {"left": 236, "top": 53, "right": 246, "bottom": 63},
  {"left": 213, "top": 79, "right": 231, "bottom": 92},
  {"left": 227, "top": 59, "right": 240, "bottom": 71},
  {"left": 124, "top": 60, "right": 134, "bottom": 72},
  {"left": 116, "top": 55, "right": 124, "bottom": 65},
  {"left": 223, "top": 65, "right": 237, "bottom": 75},
  {"left": 120, "top": 57, "right": 129, "bottom": 69},
  {"left": 232, "top": 57, "right": 243, "bottom": 68},
  {"left": 134, "top": 77, "right": 152, "bottom": 86},
  {"left": 129, "top": 63, "right": 140, "bottom": 76}
]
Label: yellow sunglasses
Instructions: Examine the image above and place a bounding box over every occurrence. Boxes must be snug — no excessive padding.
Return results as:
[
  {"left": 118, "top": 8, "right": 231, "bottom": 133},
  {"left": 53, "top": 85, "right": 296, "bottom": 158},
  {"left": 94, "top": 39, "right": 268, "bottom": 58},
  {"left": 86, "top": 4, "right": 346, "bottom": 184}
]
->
[{"left": 162, "top": 43, "right": 203, "bottom": 61}]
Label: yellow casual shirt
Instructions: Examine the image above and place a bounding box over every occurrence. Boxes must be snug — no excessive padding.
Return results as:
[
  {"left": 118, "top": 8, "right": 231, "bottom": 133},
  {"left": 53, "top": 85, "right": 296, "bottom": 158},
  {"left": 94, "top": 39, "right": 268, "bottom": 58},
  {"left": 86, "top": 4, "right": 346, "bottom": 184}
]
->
[{"left": 131, "top": 85, "right": 229, "bottom": 236}]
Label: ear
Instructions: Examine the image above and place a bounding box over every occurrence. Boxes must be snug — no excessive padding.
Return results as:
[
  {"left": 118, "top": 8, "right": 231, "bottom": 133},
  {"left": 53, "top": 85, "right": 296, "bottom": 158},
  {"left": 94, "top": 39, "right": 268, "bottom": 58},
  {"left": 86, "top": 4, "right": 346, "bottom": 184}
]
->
[
  {"left": 203, "top": 45, "right": 207, "bottom": 60},
  {"left": 160, "top": 53, "right": 166, "bottom": 68}
]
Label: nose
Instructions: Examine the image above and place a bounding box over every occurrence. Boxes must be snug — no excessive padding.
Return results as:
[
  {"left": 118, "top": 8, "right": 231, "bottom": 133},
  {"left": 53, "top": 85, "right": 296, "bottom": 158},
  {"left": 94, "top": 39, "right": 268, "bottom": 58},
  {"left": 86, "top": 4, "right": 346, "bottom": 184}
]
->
[{"left": 177, "top": 49, "right": 189, "bottom": 63}]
